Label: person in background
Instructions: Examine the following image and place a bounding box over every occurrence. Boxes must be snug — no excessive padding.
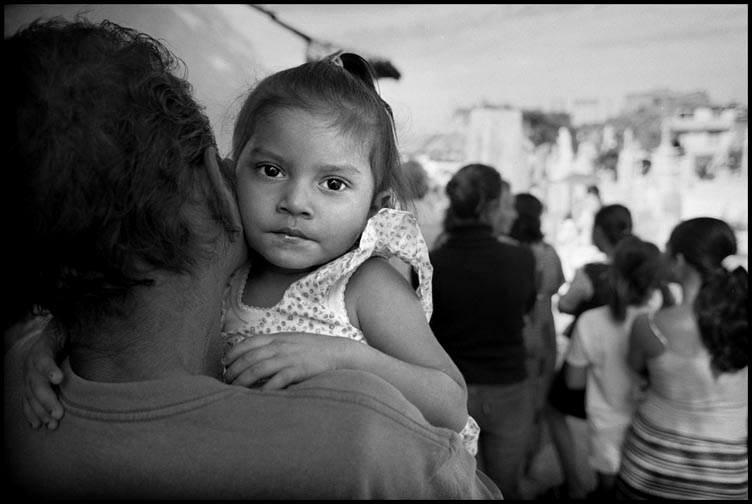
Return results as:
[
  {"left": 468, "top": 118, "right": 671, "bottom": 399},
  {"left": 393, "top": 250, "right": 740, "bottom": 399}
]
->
[
  {"left": 509, "top": 192, "right": 566, "bottom": 479},
  {"left": 403, "top": 159, "right": 430, "bottom": 202},
  {"left": 4, "top": 17, "right": 501, "bottom": 499},
  {"left": 564, "top": 235, "right": 666, "bottom": 499},
  {"left": 573, "top": 184, "right": 602, "bottom": 247},
  {"left": 393, "top": 158, "right": 442, "bottom": 277},
  {"left": 428, "top": 163, "right": 537, "bottom": 500},
  {"left": 617, "top": 217, "right": 748, "bottom": 500},
  {"left": 543, "top": 203, "right": 634, "bottom": 499}
]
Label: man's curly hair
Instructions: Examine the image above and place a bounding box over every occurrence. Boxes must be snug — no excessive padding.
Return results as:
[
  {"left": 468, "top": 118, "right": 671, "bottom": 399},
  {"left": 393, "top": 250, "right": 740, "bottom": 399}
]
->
[{"left": 6, "top": 17, "right": 230, "bottom": 330}]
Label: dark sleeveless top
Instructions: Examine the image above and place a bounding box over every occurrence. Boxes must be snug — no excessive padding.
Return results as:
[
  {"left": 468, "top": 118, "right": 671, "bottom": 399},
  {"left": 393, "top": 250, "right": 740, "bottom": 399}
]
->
[
  {"left": 550, "top": 262, "right": 612, "bottom": 418},
  {"left": 562, "top": 262, "right": 612, "bottom": 338}
]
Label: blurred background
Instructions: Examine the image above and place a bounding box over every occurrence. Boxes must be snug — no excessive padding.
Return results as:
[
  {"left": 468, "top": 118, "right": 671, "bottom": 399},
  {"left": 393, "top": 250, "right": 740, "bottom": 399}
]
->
[
  {"left": 5, "top": 4, "right": 748, "bottom": 496},
  {"left": 6, "top": 4, "right": 746, "bottom": 263}
]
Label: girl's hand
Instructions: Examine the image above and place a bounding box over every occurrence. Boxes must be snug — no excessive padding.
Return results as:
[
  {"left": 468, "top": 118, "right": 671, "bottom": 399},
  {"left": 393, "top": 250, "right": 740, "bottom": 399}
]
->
[
  {"left": 222, "top": 333, "right": 356, "bottom": 390},
  {"left": 22, "top": 319, "right": 65, "bottom": 430}
]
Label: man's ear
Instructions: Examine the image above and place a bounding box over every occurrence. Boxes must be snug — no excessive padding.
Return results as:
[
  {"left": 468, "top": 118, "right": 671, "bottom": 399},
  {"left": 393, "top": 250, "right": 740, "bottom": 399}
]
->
[{"left": 204, "top": 146, "right": 242, "bottom": 240}]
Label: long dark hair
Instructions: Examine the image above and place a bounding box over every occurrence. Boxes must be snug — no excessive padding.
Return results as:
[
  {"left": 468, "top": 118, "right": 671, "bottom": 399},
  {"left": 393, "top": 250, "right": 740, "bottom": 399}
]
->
[
  {"left": 668, "top": 217, "right": 748, "bottom": 374},
  {"left": 510, "top": 193, "right": 544, "bottom": 244}
]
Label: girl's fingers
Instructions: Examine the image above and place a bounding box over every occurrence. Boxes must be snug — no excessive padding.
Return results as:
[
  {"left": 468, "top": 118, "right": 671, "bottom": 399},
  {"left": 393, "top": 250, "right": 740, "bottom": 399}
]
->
[
  {"left": 22, "top": 399, "right": 41, "bottom": 430},
  {"left": 23, "top": 394, "right": 53, "bottom": 428},
  {"left": 222, "top": 335, "right": 274, "bottom": 364},
  {"left": 260, "top": 367, "right": 300, "bottom": 390},
  {"left": 223, "top": 343, "right": 280, "bottom": 382},
  {"left": 31, "top": 352, "right": 63, "bottom": 385},
  {"left": 25, "top": 370, "right": 65, "bottom": 419},
  {"left": 227, "top": 356, "right": 282, "bottom": 387}
]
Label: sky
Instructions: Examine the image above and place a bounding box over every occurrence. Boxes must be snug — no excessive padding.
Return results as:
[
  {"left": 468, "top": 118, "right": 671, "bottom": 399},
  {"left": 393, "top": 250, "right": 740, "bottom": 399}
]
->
[
  {"left": 5, "top": 4, "right": 748, "bottom": 154},
  {"left": 249, "top": 4, "right": 748, "bottom": 140}
]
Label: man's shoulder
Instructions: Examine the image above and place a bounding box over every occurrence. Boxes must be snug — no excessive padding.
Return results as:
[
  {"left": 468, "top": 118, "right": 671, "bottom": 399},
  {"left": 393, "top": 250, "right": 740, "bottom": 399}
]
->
[{"left": 288, "top": 369, "right": 434, "bottom": 429}]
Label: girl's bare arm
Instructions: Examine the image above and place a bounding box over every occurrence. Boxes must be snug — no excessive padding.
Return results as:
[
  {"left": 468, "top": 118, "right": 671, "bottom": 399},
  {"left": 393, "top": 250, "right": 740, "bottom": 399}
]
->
[{"left": 345, "top": 257, "right": 468, "bottom": 432}]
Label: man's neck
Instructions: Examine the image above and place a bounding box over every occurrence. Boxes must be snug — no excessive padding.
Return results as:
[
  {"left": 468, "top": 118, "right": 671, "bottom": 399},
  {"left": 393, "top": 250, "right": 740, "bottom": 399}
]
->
[{"left": 69, "top": 271, "right": 224, "bottom": 383}]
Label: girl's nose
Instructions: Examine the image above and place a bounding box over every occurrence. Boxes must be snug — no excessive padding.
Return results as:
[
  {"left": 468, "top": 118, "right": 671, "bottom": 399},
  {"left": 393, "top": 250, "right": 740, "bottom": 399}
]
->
[{"left": 277, "top": 181, "right": 313, "bottom": 218}]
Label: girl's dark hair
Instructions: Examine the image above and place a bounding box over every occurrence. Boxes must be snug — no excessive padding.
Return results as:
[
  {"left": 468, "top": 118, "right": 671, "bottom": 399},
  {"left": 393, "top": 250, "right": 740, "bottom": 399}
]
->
[
  {"left": 442, "top": 163, "right": 503, "bottom": 232},
  {"left": 510, "top": 193, "right": 544, "bottom": 244},
  {"left": 594, "top": 204, "right": 633, "bottom": 247},
  {"left": 231, "top": 52, "right": 410, "bottom": 211},
  {"left": 668, "top": 217, "right": 748, "bottom": 374},
  {"left": 608, "top": 236, "right": 664, "bottom": 321}
]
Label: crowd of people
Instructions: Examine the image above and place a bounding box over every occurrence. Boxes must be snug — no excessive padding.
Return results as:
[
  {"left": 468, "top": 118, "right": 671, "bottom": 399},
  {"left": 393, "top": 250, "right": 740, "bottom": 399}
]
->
[{"left": 4, "top": 15, "right": 748, "bottom": 500}]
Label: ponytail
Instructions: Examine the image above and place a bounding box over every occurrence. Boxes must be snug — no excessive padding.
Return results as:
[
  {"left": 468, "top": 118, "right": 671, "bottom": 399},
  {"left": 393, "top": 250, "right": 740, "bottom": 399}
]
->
[
  {"left": 669, "top": 217, "right": 748, "bottom": 375},
  {"left": 695, "top": 265, "right": 748, "bottom": 374}
]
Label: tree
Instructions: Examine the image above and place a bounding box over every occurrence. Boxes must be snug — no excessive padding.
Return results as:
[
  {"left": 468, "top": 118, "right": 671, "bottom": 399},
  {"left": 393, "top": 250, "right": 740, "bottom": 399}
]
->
[
  {"left": 522, "top": 109, "right": 573, "bottom": 147},
  {"left": 607, "top": 107, "right": 663, "bottom": 151}
]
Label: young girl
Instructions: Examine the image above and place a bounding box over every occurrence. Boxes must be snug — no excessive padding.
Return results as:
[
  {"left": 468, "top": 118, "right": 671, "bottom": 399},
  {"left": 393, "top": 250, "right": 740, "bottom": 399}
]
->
[
  {"left": 616, "top": 217, "right": 748, "bottom": 500},
  {"left": 21, "top": 51, "right": 479, "bottom": 454},
  {"left": 564, "top": 235, "right": 665, "bottom": 499},
  {"left": 543, "top": 203, "right": 634, "bottom": 499}
]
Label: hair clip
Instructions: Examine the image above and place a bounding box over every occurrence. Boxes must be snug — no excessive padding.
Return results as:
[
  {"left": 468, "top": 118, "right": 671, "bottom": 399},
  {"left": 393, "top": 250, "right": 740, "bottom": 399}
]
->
[
  {"left": 325, "top": 50, "right": 345, "bottom": 68},
  {"left": 721, "top": 254, "right": 746, "bottom": 272}
]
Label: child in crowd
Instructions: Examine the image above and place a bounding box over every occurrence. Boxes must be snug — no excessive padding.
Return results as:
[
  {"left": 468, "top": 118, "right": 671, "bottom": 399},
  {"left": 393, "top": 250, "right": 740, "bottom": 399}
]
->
[
  {"left": 564, "top": 235, "right": 665, "bottom": 499},
  {"left": 543, "top": 203, "right": 634, "bottom": 499},
  {"left": 617, "top": 217, "right": 748, "bottom": 499},
  {"left": 21, "top": 51, "right": 479, "bottom": 454}
]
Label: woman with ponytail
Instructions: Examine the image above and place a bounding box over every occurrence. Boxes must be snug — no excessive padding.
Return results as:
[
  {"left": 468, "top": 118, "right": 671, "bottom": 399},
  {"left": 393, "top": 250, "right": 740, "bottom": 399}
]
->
[
  {"left": 428, "top": 163, "right": 537, "bottom": 499},
  {"left": 617, "top": 217, "right": 748, "bottom": 500}
]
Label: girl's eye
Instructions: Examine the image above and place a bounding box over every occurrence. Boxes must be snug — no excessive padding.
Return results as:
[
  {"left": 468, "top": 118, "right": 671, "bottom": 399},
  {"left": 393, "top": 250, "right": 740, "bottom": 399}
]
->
[
  {"left": 258, "top": 164, "right": 283, "bottom": 178},
  {"left": 322, "top": 178, "right": 348, "bottom": 191}
]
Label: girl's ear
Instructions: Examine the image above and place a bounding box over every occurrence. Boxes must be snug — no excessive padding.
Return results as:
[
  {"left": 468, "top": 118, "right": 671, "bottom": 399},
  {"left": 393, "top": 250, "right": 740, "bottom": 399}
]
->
[
  {"left": 370, "top": 189, "right": 394, "bottom": 214},
  {"left": 203, "top": 146, "right": 243, "bottom": 240}
]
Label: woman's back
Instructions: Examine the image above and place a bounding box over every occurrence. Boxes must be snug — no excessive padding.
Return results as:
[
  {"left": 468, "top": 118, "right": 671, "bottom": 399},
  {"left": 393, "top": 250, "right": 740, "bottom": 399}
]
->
[
  {"left": 617, "top": 217, "right": 747, "bottom": 500},
  {"left": 430, "top": 228, "right": 536, "bottom": 382},
  {"left": 619, "top": 307, "right": 748, "bottom": 500},
  {"left": 642, "top": 308, "right": 747, "bottom": 438}
]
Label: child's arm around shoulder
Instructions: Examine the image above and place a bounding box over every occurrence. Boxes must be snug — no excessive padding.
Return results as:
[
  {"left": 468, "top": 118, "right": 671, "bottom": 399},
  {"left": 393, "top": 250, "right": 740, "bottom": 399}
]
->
[
  {"left": 12, "top": 316, "right": 66, "bottom": 429},
  {"left": 345, "top": 256, "right": 468, "bottom": 432}
]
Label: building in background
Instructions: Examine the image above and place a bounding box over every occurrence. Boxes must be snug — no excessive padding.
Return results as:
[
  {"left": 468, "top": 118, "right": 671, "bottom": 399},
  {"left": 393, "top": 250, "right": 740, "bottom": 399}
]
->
[{"left": 668, "top": 104, "right": 747, "bottom": 179}]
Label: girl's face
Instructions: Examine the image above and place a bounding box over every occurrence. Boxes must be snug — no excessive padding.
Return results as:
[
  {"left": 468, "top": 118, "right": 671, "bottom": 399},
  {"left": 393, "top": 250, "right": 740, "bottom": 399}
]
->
[{"left": 234, "top": 108, "right": 375, "bottom": 273}]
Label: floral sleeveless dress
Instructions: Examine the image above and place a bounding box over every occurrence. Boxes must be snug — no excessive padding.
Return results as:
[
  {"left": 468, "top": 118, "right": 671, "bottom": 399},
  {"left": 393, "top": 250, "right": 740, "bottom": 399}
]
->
[{"left": 221, "top": 208, "right": 479, "bottom": 455}]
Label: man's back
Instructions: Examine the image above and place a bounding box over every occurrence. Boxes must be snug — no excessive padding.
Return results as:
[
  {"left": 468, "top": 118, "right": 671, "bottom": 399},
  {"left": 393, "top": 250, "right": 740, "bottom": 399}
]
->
[{"left": 5, "top": 334, "right": 501, "bottom": 499}]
